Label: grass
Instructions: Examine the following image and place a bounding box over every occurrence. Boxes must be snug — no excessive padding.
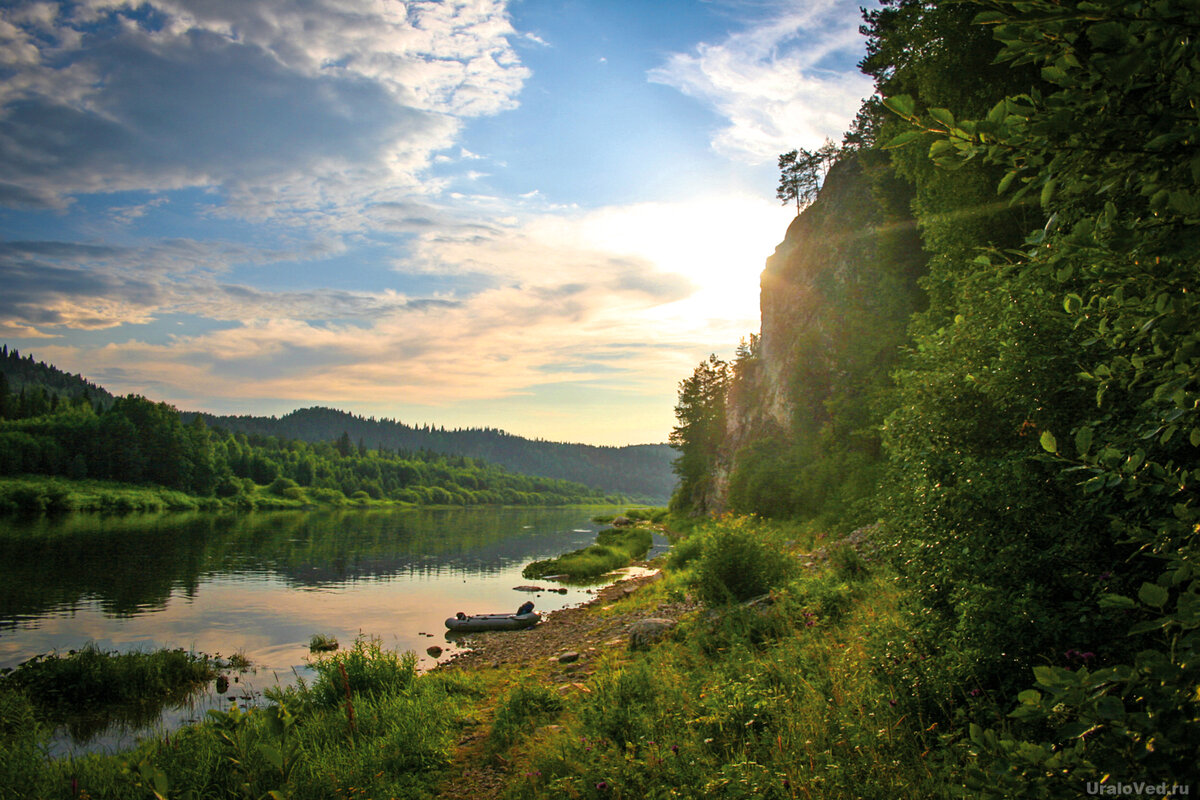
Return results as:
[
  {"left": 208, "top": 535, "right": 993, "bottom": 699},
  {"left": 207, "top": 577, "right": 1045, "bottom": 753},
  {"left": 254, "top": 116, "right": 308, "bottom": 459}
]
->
[
  {"left": 0, "top": 515, "right": 969, "bottom": 800},
  {"left": 0, "top": 636, "right": 485, "bottom": 799},
  {"left": 0, "top": 645, "right": 219, "bottom": 743},
  {"left": 308, "top": 633, "right": 339, "bottom": 653},
  {"left": 522, "top": 526, "right": 653, "bottom": 581},
  {"left": 502, "top": 515, "right": 951, "bottom": 800}
]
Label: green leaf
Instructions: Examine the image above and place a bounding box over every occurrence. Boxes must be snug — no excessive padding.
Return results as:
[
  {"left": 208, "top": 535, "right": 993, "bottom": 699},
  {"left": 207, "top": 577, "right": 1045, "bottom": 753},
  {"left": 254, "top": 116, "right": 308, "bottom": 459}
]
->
[
  {"left": 1138, "top": 582, "right": 1169, "bottom": 608},
  {"left": 882, "top": 94, "right": 916, "bottom": 119},
  {"left": 1017, "top": 689, "right": 1042, "bottom": 705},
  {"left": 1056, "top": 722, "right": 1091, "bottom": 739},
  {"left": 1093, "top": 695, "right": 1126, "bottom": 720},
  {"left": 972, "top": 10, "right": 1008, "bottom": 24},
  {"left": 1041, "top": 178, "right": 1058, "bottom": 207},
  {"left": 1074, "top": 427, "right": 1093, "bottom": 456},
  {"left": 1040, "top": 430, "right": 1058, "bottom": 453},
  {"left": 929, "top": 107, "right": 956, "bottom": 128},
  {"left": 1128, "top": 618, "right": 1169, "bottom": 635},
  {"left": 1190, "top": 427, "right": 1200, "bottom": 447},
  {"left": 1064, "top": 293, "right": 1082, "bottom": 313},
  {"left": 997, "top": 170, "right": 1017, "bottom": 195},
  {"left": 1099, "top": 593, "right": 1136, "bottom": 609},
  {"left": 885, "top": 130, "right": 923, "bottom": 149},
  {"left": 1032, "top": 665, "right": 1059, "bottom": 687}
]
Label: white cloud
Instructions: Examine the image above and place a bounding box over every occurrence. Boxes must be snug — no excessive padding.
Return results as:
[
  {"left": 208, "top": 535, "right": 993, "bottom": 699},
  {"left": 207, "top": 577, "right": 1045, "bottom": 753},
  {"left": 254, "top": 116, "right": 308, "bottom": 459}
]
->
[
  {"left": 0, "top": 0, "right": 528, "bottom": 214},
  {"left": 648, "top": 0, "right": 872, "bottom": 162}
]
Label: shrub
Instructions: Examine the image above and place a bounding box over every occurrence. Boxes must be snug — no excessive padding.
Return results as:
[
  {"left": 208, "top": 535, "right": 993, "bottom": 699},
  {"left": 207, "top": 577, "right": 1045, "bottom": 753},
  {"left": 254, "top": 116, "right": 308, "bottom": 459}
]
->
[
  {"left": 267, "top": 476, "right": 299, "bottom": 496},
  {"left": 694, "top": 522, "right": 794, "bottom": 605},
  {"left": 667, "top": 534, "right": 704, "bottom": 571}
]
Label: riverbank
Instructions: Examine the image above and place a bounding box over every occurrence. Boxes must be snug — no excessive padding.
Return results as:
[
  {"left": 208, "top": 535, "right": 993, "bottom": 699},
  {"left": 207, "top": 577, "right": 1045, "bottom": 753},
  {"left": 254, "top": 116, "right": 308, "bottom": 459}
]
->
[
  {"left": 1, "top": 514, "right": 943, "bottom": 799},
  {"left": 0, "top": 475, "right": 645, "bottom": 516}
]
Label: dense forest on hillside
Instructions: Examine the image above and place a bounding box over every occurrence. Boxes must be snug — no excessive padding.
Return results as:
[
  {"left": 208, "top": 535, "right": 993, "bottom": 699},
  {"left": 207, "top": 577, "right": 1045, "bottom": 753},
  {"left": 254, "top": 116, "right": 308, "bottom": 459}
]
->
[
  {"left": 671, "top": 0, "right": 1197, "bottom": 791},
  {"left": 187, "top": 406, "right": 674, "bottom": 499},
  {"left": 0, "top": 362, "right": 624, "bottom": 510}
]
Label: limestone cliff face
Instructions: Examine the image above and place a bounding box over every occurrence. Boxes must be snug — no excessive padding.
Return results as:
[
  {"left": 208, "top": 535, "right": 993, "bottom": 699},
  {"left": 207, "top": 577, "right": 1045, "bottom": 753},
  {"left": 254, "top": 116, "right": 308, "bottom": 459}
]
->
[{"left": 711, "top": 156, "right": 923, "bottom": 513}]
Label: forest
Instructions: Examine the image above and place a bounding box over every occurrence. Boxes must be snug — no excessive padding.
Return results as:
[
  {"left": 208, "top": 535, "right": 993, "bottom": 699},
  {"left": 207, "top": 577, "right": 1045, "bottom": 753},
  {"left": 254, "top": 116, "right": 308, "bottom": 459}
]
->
[
  {"left": 0, "top": 358, "right": 623, "bottom": 510},
  {"left": 669, "top": 0, "right": 1198, "bottom": 791}
]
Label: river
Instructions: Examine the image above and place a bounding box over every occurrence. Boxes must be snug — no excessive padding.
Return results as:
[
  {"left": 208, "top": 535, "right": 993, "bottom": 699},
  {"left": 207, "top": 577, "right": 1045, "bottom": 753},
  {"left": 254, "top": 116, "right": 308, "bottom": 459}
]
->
[{"left": 0, "top": 505, "right": 655, "bottom": 755}]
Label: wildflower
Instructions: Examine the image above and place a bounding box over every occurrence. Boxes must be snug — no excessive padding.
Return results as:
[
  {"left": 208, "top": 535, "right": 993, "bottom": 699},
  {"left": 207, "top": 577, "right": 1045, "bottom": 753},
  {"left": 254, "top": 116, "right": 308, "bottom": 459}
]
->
[
  {"left": 888, "top": 699, "right": 898, "bottom": 707},
  {"left": 671, "top": 744, "right": 679, "bottom": 754},
  {"left": 968, "top": 688, "right": 980, "bottom": 697},
  {"left": 596, "top": 780, "right": 610, "bottom": 791}
]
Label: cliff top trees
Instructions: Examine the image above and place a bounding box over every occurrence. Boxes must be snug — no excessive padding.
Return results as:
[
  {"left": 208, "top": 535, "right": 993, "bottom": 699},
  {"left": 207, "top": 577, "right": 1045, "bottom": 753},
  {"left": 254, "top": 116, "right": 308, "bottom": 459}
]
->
[{"left": 775, "top": 140, "right": 838, "bottom": 214}]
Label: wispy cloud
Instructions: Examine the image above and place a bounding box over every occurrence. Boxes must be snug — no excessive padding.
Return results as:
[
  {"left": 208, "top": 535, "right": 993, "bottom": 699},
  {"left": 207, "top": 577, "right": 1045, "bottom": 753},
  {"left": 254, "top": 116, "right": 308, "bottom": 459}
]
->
[{"left": 648, "top": 0, "right": 872, "bottom": 162}]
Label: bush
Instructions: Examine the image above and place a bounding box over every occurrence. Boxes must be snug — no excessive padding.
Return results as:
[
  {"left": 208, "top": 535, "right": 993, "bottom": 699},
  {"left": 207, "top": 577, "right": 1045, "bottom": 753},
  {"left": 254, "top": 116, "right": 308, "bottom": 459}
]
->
[
  {"left": 667, "top": 534, "right": 704, "bottom": 571},
  {"left": 267, "top": 476, "right": 299, "bottom": 496},
  {"left": 694, "top": 521, "right": 794, "bottom": 605}
]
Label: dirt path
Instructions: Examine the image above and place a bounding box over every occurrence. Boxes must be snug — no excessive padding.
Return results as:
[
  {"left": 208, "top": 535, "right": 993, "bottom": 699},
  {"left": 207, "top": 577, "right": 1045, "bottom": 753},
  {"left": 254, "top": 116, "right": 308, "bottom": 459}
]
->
[{"left": 432, "top": 568, "right": 695, "bottom": 799}]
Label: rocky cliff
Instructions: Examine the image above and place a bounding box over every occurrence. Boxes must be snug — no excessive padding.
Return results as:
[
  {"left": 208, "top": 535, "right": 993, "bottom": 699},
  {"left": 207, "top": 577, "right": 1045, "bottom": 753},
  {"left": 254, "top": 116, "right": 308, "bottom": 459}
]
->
[{"left": 712, "top": 155, "right": 924, "bottom": 517}]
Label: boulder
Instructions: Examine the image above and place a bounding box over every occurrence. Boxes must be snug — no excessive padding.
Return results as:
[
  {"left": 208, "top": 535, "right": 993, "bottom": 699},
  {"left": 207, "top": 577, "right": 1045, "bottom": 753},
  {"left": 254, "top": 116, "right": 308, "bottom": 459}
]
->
[
  {"left": 557, "top": 651, "right": 580, "bottom": 664},
  {"left": 628, "top": 617, "right": 677, "bottom": 651},
  {"left": 612, "top": 516, "right": 633, "bottom": 527},
  {"left": 426, "top": 645, "right": 443, "bottom": 658},
  {"left": 513, "top": 585, "right": 544, "bottom": 592}
]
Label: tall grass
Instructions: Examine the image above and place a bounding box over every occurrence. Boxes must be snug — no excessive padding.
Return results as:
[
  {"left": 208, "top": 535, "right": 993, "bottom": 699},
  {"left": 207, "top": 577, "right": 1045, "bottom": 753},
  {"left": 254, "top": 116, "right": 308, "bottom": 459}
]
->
[
  {"left": 0, "top": 638, "right": 484, "bottom": 799},
  {"left": 1, "top": 645, "right": 217, "bottom": 742}
]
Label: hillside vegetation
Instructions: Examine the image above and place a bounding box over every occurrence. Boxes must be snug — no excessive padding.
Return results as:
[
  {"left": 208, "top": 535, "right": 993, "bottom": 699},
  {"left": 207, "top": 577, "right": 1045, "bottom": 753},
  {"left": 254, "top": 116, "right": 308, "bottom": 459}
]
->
[
  {"left": 669, "top": 0, "right": 1198, "bottom": 793},
  {"left": 0, "top": 388, "right": 624, "bottom": 513}
]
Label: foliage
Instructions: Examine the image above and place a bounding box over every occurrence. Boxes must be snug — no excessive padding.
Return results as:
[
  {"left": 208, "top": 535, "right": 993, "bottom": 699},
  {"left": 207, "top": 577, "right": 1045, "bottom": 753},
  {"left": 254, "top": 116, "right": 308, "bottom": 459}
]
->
[
  {"left": 669, "top": 355, "right": 730, "bottom": 514},
  {"left": 306, "top": 635, "right": 417, "bottom": 706},
  {"left": 507, "top": 517, "right": 943, "bottom": 800},
  {"left": 522, "top": 526, "right": 652, "bottom": 581},
  {"left": 0, "top": 397, "right": 622, "bottom": 512},
  {"left": 775, "top": 140, "right": 838, "bottom": 214},
  {"left": 308, "top": 634, "right": 338, "bottom": 653},
  {"left": 864, "top": 0, "right": 1200, "bottom": 791},
  {"left": 692, "top": 516, "right": 795, "bottom": 605},
  {"left": 0, "top": 645, "right": 217, "bottom": 742}
]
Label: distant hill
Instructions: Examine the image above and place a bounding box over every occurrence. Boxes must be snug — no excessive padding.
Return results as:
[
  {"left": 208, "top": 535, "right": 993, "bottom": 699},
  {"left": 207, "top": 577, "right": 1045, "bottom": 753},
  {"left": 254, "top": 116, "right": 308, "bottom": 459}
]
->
[
  {"left": 0, "top": 347, "right": 676, "bottom": 501},
  {"left": 186, "top": 407, "right": 676, "bottom": 501}
]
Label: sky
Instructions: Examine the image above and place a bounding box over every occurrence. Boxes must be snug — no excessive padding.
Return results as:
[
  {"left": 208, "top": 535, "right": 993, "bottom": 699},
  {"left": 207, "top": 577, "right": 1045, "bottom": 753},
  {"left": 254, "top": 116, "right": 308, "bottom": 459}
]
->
[{"left": 0, "top": 0, "right": 875, "bottom": 446}]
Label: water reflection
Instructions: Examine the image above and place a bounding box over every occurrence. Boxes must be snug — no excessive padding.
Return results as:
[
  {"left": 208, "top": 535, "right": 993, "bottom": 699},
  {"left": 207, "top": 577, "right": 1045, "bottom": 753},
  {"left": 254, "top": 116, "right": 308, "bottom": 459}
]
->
[{"left": 0, "top": 506, "right": 619, "bottom": 754}]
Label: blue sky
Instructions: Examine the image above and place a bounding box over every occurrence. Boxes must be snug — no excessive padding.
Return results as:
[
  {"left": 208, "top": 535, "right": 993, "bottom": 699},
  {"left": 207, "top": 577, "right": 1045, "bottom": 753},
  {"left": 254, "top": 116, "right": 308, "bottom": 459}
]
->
[{"left": 0, "top": 0, "right": 873, "bottom": 445}]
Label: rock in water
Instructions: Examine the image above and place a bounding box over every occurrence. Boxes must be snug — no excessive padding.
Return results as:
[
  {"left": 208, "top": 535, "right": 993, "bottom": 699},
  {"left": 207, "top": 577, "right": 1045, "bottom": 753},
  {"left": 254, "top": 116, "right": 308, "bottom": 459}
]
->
[
  {"left": 426, "top": 645, "right": 443, "bottom": 657},
  {"left": 628, "top": 618, "right": 676, "bottom": 651}
]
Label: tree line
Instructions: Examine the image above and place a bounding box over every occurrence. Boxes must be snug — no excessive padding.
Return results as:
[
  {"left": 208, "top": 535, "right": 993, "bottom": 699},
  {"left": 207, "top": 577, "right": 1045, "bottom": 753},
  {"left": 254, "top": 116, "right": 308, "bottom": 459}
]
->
[{"left": 0, "top": 390, "right": 622, "bottom": 508}]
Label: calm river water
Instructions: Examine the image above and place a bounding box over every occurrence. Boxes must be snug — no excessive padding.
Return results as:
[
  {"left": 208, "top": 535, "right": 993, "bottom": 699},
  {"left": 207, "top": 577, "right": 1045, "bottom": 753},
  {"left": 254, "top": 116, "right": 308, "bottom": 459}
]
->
[{"left": 0, "top": 506, "right": 653, "bottom": 754}]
